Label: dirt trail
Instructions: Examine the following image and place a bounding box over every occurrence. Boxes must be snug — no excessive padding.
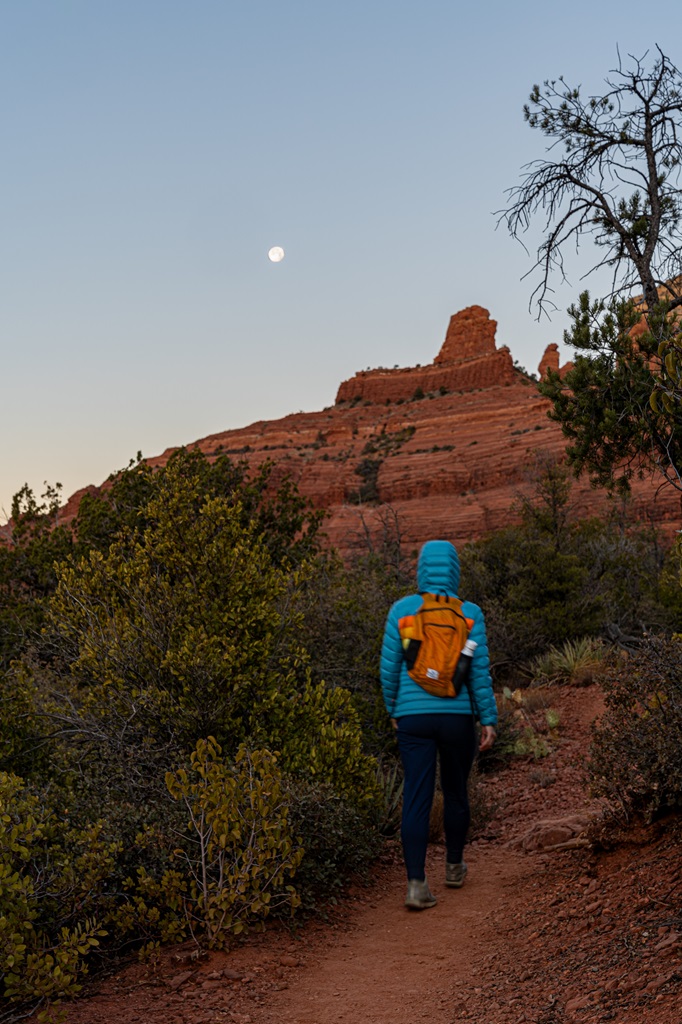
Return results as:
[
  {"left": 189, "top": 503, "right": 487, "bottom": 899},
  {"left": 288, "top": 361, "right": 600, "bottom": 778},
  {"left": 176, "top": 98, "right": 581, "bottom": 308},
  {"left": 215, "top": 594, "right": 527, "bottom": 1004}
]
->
[
  {"left": 62, "top": 685, "right": 682, "bottom": 1024},
  {"left": 254, "top": 845, "right": 526, "bottom": 1024}
]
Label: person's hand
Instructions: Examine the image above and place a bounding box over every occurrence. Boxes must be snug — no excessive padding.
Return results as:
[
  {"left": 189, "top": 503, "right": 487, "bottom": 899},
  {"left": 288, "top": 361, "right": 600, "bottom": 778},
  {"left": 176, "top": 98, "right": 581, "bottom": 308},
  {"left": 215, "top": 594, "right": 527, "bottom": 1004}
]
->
[
  {"left": 479, "top": 725, "right": 496, "bottom": 752},
  {"left": 391, "top": 718, "right": 398, "bottom": 731}
]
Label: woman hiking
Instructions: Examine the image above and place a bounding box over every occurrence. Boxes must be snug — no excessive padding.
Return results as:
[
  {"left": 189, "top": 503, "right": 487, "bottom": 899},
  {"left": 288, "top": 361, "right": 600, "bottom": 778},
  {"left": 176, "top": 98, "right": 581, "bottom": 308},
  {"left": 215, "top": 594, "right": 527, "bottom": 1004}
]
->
[{"left": 380, "top": 539, "right": 497, "bottom": 910}]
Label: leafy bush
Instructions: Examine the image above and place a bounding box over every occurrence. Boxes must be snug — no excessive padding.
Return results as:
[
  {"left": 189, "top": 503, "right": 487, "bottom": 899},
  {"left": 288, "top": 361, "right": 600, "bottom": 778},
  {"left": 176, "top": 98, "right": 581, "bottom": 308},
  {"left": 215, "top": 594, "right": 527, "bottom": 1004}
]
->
[
  {"left": 285, "top": 778, "right": 383, "bottom": 910},
  {"left": 107, "top": 738, "right": 306, "bottom": 952},
  {"left": 164, "top": 739, "right": 303, "bottom": 945},
  {"left": 47, "top": 481, "right": 305, "bottom": 752},
  {"left": 0, "top": 453, "right": 385, "bottom": 1016},
  {"left": 460, "top": 526, "right": 601, "bottom": 668},
  {"left": 299, "top": 550, "right": 410, "bottom": 757},
  {"left": 41, "top": 459, "right": 377, "bottom": 805},
  {"left": 588, "top": 638, "right": 682, "bottom": 820},
  {"left": 0, "top": 773, "right": 112, "bottom": 1011}
]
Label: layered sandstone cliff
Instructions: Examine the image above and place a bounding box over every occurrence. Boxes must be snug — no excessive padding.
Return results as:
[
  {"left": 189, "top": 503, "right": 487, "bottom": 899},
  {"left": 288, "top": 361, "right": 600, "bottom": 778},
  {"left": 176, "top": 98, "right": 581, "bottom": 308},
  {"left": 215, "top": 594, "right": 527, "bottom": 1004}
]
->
[
  {"left": 142, "top": 305, "right": 679, "bottom": 555},
  {"left": 6, "top": 306, "right": 678, "bottom": 555},
  {"left": 335, "top": 307, "right": 517, "bottom": 404}
]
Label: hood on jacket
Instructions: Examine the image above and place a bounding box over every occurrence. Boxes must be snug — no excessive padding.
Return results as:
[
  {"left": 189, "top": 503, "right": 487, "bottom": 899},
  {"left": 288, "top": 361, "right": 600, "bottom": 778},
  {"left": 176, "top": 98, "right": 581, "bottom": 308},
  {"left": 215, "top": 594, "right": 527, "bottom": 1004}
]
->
[{"left": 416, "top": 539, "right": 460, "bottom": 596}]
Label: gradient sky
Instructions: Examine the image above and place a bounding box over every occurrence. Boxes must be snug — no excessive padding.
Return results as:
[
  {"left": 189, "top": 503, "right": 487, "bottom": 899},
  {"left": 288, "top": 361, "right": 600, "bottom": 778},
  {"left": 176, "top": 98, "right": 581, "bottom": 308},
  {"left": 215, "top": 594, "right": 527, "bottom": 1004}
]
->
[{"left": 1, "top": 1, "right": 679, "bottom": 518}]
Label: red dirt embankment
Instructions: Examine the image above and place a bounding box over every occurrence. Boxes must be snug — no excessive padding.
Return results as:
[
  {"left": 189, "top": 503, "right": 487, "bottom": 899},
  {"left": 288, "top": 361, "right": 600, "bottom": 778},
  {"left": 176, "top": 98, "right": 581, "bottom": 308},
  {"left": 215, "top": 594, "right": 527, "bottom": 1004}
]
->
[{"left": 61, "top": 685, "right": 681, "bottom": 1024}]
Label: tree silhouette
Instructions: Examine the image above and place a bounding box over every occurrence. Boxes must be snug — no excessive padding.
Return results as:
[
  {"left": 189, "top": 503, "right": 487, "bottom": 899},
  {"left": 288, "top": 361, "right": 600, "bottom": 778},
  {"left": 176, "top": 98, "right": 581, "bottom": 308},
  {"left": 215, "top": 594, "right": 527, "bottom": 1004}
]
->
[{"left": 501, "top": 47, "right": 682, "bottom": 321}]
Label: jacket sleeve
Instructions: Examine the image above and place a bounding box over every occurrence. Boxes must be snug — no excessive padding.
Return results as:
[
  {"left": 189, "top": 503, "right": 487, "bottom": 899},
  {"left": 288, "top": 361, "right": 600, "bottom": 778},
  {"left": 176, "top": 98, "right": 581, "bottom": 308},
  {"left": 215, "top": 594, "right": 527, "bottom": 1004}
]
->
[
  {"left": 379, "top": 604, "right": 404, "bottom": 715},
  {"left": 466, "top": 603, "right": 497, "bottom": 727}
]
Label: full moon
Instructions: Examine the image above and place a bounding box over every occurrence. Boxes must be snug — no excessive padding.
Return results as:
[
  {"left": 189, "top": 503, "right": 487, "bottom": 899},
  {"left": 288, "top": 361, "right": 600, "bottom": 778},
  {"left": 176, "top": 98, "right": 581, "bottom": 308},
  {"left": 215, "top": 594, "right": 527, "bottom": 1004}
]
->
[{"left": 268, "top": 246, "right": 285, "bottom": 262}]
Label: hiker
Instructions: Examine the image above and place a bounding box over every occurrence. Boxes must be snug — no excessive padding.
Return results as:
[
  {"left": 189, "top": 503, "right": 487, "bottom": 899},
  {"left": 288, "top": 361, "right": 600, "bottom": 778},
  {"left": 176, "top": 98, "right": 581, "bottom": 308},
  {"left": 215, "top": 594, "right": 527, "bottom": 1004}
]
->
[{"left": 380, "top": 539, "right": 497, "bottom": 910}]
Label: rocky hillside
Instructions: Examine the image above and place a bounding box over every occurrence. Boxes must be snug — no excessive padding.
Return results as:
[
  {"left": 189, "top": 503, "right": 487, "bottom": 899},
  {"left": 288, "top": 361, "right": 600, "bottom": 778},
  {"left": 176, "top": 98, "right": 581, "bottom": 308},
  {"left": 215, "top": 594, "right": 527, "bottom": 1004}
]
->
[{"left": 59, "top": 305, "right": 680, "bottom": 555}]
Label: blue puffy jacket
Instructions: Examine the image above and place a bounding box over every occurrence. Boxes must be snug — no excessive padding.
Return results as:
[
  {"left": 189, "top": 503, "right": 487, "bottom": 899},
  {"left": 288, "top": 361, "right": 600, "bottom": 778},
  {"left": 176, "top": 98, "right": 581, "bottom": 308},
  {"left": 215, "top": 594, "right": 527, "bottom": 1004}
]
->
[{"left": 380, "top": 540, "right": 497, "bottom": 725}]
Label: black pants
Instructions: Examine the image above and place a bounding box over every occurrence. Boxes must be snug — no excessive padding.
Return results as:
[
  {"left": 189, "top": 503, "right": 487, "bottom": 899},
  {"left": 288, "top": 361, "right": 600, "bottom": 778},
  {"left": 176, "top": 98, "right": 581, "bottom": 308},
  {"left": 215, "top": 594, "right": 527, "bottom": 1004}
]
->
[{"left": 396, "top": 713, "right": 477, "bottom": 881}]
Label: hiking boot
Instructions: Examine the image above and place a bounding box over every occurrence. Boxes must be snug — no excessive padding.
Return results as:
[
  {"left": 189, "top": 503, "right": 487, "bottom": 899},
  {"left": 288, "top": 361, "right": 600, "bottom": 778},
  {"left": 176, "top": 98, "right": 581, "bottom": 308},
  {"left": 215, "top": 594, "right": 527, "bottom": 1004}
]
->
[
  {"left": 445, "top": 861, "right": 468, "bottom": 888},
  {"left": 405, "top": 878, "right": 437, "bottom": 910}
]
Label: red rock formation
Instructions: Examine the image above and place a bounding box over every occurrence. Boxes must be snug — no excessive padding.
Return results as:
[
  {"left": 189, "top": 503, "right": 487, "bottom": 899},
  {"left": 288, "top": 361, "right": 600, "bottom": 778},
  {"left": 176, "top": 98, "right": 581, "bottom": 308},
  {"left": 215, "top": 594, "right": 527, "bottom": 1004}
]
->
[
  {"left": 435, "top": 305, "right": 497, "bottom": 363},
  {"left": 7, "top": 306, "right": 678, "bottom": 555},
  {"left": 538, "top": 344, "right": 560, "bottom": 378},
  {"left": 335, "top": 349, "right": 517, "bottom": 404},
  {"left": 336, "top": 306, "right": 515, "bottom": 404},
  {"left": 141, "top": 306, "right": 679, "bottom": 555}
]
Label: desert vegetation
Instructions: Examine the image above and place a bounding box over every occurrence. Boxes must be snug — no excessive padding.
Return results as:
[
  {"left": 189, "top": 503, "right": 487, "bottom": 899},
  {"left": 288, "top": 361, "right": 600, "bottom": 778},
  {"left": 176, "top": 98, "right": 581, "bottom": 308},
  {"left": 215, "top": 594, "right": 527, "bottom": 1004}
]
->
[{"left": 1, "top": 445, "right": 682, "bottom": 1021}]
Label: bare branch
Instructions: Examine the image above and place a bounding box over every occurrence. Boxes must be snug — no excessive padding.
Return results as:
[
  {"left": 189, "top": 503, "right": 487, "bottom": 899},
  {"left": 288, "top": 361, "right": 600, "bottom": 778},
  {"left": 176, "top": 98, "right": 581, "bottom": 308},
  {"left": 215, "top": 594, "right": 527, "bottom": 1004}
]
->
[{"left": 499, "top": 49, "right": 682, "bottom": 319}]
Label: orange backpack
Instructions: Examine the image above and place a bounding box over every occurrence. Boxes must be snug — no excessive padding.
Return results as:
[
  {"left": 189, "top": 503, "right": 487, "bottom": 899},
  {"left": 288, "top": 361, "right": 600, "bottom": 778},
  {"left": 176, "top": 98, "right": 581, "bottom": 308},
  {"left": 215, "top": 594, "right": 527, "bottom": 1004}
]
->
[{"left": 398, "top": 593, "right": 475, "bottom": 698}]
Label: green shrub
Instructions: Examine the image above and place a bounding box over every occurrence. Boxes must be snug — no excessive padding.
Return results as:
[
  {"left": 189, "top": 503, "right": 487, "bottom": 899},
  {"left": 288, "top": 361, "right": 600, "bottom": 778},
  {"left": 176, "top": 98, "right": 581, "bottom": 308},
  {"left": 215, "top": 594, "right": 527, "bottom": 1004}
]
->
[
  {"left": 43, "top": 460, "right": 376, "bottom": 804},
  {"left": 0, "top": 455, "right": 383, "bottom": 1010},
  {"left": 479, "top": 687, "right": 560, "bottom": 769},
  {"left": 262, "top": 681, "right": 380, "bottom": 807},
  {"left": 164, "top": 739, "right": 303, "bottom": 946},
  {"left": 528, "top": 637, "right": 605, "bottom": 686},
  {"left": 460, "top": 527, "right": 601, "bottom": 667},
  {"left": 285, "top": 778, "right": 383, "bottom": 910},
  {"left": 47, "top": 483, "right": 309, "bottom": 753},
  {"left": 0, "top": 773, "right": 113, "bottom": 1011},
  {"left": 588, "top": 638, "right": 682, "bottom": 821}
]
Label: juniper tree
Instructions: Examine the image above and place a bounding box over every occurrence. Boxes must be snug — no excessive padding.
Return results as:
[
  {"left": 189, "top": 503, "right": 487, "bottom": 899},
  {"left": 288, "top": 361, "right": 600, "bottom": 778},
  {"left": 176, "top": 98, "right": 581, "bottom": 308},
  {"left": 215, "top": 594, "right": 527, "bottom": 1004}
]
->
[{"left": 502, "top": 48, "right": 682, "bottom": 492}]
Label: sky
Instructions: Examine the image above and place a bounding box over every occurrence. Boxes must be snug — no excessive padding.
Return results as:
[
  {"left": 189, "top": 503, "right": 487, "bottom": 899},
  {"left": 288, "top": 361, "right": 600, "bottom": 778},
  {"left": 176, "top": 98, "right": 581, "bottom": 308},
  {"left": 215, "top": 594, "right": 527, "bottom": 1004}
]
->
[{"left": 1, "top": 1, "right": 679, "bottom": 519}]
